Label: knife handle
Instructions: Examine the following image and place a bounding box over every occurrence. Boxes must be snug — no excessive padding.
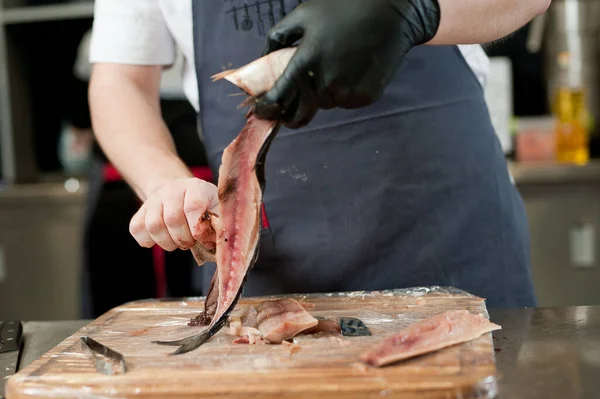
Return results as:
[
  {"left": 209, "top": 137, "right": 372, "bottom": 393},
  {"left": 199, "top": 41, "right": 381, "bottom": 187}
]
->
[{"left": 0, "top": 321, "right": 23, "bottom": 353}]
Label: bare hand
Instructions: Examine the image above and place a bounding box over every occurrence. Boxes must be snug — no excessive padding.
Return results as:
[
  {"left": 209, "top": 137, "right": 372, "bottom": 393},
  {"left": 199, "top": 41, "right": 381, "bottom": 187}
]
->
[{"left": 129, "top": 178, "right": 218, "bottom": 251}]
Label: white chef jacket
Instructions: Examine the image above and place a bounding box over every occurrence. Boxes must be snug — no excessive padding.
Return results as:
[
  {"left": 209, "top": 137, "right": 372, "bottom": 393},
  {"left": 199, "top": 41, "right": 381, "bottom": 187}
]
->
[{"left": 89, "top": 0, "right": 491, "bottom": 113}]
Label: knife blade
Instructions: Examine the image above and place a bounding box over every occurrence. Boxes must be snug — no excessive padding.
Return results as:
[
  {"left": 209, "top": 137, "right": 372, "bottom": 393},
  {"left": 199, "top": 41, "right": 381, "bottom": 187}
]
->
[
  {"left": 0, "top": 321, "right": 24, "bottom": 399},
  {"left": 80, "top": 336, "right": 127, "bottom": 375}
]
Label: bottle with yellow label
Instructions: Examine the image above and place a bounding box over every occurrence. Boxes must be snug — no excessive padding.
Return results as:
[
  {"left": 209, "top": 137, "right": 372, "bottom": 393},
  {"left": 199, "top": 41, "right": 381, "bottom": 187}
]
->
[{"left": 552, "top": 52, "right": 590, "bottom": 165}]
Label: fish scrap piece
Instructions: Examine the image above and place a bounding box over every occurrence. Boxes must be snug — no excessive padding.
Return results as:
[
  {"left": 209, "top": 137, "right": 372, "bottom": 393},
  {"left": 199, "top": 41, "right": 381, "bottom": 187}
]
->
[
  {"left": 189, "top": 211, "right": 220, "bottom": 266},
  {"left": 230, "top": 306, "right": 264, "bottom": 344},
  {"left": 359, "top": 310, "right": 502, "bottom": 367},
  {"left": 229, "top": 299, "right": 319, "bottom": 344},
  {"left": 281, "top": 340, "right": 302, "bottom": 354},
  {"left": 154, "top": 48, "right": 297, "bottom": 354},
  {"left": 256, "top": 299, "right": 319, "bottom": 344},
  {"left": 240, "top": 304, "right": 259, "bottom": 327}
]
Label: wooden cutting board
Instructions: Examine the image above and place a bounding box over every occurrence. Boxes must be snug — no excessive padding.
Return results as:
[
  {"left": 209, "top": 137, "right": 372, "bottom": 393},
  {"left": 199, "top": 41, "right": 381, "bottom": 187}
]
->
[{"left": 7, "top": 287, "right": 500, "bottom": 399}]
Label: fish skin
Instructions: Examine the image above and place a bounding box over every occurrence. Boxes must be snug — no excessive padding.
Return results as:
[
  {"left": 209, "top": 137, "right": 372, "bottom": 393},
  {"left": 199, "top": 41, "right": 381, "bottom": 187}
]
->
[{"left": 188, "top": 272, "right": 219, "bottom": 327}]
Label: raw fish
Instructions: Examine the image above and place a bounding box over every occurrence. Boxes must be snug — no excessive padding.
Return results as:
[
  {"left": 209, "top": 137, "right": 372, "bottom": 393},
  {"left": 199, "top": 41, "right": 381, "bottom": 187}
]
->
[
  {"left": 153, "top": 48, "right": 297, "bottom": 354},
  {"left": 359, "top": 310, "right": 501, "bottom": 367}
]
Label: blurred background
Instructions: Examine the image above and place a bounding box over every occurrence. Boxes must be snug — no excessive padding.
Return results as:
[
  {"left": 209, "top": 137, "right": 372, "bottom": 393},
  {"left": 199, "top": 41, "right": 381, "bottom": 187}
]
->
[{"left": 1, "top": 0, "right": 599, "bottom": 321}]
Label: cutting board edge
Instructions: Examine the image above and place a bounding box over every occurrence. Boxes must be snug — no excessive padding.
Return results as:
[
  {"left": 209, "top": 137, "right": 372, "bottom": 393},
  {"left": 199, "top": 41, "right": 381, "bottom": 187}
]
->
[
  {"left": 115, "top": 286, "right": 484, "bottom": 307},
  {"left": 7, "top": 368, "right": 499, "bottom": 399},
  {"left": 7, "top": 288, "right": 499, "bottom": 399}
]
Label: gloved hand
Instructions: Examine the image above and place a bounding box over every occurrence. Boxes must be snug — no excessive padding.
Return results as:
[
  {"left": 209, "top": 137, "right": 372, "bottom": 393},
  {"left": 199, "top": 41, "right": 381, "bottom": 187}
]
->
[{"left": 252, "top": 0, "right": 441, "bottom": 128}]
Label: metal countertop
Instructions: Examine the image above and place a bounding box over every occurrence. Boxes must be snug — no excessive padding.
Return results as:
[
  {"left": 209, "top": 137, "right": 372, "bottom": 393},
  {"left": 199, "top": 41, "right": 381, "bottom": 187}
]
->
[
  {"left": 508, "top": 160, "right": 600, "bottom": 185},
  {"left": 490, "top": 306, "right": 600, "bottom": 399},
  {"left": 0, "top": 159, "right": 599, "bottom": 203},
  {"left": 12, "top": 305, "right": 600, "bottom": 398}
]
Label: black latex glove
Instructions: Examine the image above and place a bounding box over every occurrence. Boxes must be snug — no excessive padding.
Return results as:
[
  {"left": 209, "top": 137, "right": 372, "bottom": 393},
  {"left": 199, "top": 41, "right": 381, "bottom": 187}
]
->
[{"left": 252, "top": 0, "right": 441, "bottom": 129}]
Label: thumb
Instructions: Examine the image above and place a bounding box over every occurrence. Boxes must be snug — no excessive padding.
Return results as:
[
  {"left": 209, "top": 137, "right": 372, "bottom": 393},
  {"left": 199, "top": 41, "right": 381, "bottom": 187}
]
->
[{"left": 253, "top": 45, "right": 313, "bottom": 121}]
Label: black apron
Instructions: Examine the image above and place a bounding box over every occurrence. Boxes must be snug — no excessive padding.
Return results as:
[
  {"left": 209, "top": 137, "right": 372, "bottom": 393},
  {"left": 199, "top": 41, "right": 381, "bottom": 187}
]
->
[{"left": 191, "top": 0, "right": 537, "bottom": 308}]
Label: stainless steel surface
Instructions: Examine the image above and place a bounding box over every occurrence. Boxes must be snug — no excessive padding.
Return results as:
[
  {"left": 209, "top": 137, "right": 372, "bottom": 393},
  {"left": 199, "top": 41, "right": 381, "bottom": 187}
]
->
[
  {"left": 511, "top": 161, "right": 600, "bottom": 307},
  {"left": 0, "top": 321, "right": 23, "bottom": 399},
  {"left": 2, "top": 2, "right": 94, "bottom": 25},
  {"left": 490, "top": 306, "right": 600, "bottom": 399},
  {"left": 0, "top": 179, "right": 88, "bottom": 201},
  {"left": 0, "top": 352, "right": 18, "bottom": 398},
  {"left": 509, "top": 160, "right": 600, "bottom": 185},
  {"left": 0, "top": 182, "right": 87, "bottom": 321},
  {"left": 12, "top": 307, "right": 600, "bottom": 398},
  {"left": 527, "top": 0, "right": 600, "bottom": 130},
  {"left": 19, "top": 320, "right": 88, "bottom": 370},
  {"left": 540, "top": 0, "right": 600, "bottom": 34}
]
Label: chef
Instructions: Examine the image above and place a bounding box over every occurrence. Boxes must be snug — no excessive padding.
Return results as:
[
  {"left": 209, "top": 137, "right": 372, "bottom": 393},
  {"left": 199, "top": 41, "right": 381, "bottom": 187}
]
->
[{"left": 88, "top": 0, "right": 550, "bottom": 309}]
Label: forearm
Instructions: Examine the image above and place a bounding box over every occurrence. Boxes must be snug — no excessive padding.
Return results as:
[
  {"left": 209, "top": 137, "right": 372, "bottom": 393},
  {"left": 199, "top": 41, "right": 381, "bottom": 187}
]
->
[
  {"left": 89, "top": 64, "right": 192, "bottom": 200},
  {"left": 428, "top": 0, "right": 551, "bottom": 45}
]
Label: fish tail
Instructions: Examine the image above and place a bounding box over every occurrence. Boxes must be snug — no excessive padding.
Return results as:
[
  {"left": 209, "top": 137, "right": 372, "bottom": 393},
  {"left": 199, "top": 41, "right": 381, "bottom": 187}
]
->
[
  {"left": 151, "top": 331, "right": 208, "bottom": 348},
  {"left": 168, "top": 332, "right": 212, "bottom": 355}
]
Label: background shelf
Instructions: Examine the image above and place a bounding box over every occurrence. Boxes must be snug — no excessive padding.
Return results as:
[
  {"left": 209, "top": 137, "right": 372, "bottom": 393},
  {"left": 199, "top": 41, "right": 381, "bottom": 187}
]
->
[{"left": 1, "top": 2, "right": 94, "bottom": 25}]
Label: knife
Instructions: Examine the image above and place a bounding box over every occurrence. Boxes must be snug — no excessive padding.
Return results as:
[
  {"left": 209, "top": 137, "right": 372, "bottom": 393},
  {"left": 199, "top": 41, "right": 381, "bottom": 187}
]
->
[
  {"left": 0, "top": 321, "right": 24, "bottom": 399},
  {"left": 80, "top": 336, "right": 127, "bottom": 375}
]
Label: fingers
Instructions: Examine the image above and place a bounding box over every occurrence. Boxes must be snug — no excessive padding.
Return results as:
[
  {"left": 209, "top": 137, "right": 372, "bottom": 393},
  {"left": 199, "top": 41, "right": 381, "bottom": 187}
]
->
[
  {"left": 253, "top": 46, "right": 314, "bottom": 121},
  {"left": 144, "top": 199, "right": 179, "bottom": 252},
  {"left": 184, "top": 181, "right": 217, "bottom": 245},
  {"left": 129, "top": 207, "right": 154, "bottom": 248},
  {"left": 128, "top": 178, "right": 219, "bottom": 252},
  {"left": 282, "top": 75, "right": 319, "bottom": 129},
  {"left": 261, "top": 6, "right": 306, "bottom": 56},
  {"left": 262, "top": 26, "right": 304, "bottom": 57},
  {"left": 163, "top": 190, "right": 195, "bottom": 250}
]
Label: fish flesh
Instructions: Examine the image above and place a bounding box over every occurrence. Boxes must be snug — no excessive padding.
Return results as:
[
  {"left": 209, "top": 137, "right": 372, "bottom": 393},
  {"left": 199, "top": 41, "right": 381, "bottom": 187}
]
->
[
  {"left": 229, "top": 299, "right": 319, "bottom": 344},
  {"left": 189, "top": 211, "right": 220, "bottom": 266},
  {"left": 359, "top": 310, "right": 502, "bottom": 367},
  {"left": 229, "top": 305, "right": 263, "bottom": 344},
  {"left": 360, "top": 310, "right": 501, "bottom": 367},
  {"left": 256, "top": 299, "right": 319, "bottom": 344},
  {"left": 230, "top": 317, "right": 264, "bottom": 344},
  {"left": 153, "top": 48, "right": 297, "bottom": 355}
]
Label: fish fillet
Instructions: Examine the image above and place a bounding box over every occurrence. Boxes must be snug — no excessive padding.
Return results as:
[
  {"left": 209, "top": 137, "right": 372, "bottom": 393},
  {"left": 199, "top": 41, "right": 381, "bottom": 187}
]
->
[
  {"left": 153, "top": 48, "right": 297, "bottom": 354},
  {"left": 359, "top": 310, "right": 501, "bottom": 367}
]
